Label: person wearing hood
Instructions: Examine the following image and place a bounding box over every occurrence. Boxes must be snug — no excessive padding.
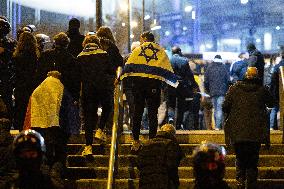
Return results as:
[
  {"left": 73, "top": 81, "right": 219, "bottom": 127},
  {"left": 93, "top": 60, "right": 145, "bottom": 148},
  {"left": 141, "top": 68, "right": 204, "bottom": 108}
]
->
[
  {"left": 223, "top": 67, "right": 274, "bottom": 189},
  {"left": 168, "top": 46, "right": 199, "bottom": 130},
  {"left": 37, "top": 32, "right": 80, "bottom": 103},
  {"left": 96, "top": 26, "right": 123, "bottom": 76},
  {"left": 246, "top": 43, "right": 265, "bottom": 84},
  {"left": 77, "top": 34, "right": 114, "bottom": 156},
  {"left": 66, "top": 18, "right": 85, "bottom": 57},
  {"left": 204, "top": 55, "right": 230, "bottom": 130},
  {"left": 192, "top": 142, "right": 230, "bottom": 189},
  {"left": 137, "top": 124, "right": 184, "bottom": 189}
]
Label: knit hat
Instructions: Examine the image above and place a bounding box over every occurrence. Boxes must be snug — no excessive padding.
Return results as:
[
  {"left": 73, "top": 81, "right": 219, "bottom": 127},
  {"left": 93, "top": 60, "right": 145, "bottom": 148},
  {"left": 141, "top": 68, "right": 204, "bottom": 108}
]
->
[
  {"left": 213, "top": 55, "right": 223, "bottom": 63},
  {"left": 245, "top": 67, "right": 258, "bottom": 79},
  {"left": 247, "top": 43, "right": 256, "bottom": 52},
  {"left": 160, "top": 124, "right": 176, "bottom": 135},
  {"left": 68, "top": 18, "right": 80, "bottom": 29}
]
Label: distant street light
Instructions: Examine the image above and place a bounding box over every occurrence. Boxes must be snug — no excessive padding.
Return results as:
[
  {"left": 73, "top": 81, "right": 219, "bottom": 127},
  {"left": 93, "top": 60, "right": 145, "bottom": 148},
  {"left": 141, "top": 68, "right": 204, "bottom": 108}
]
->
[
  {"left": 144, "top": 14, "right": 150, "bottom": 20},
  {"left": 276, "top": 26, "right": 281, "bottom": 30},
  {"left": 120, "top": 2, "right": 128, "bottom": 12},
  {"left": 185, "top": 5, "right": 193, "bottom": 12},
  {"left": 240, "top": 0, "right": 249, "bottom": 4},
  {"left": 192, "top": 11, "right": 196, "bottom": 19},
  {"left": 131, "top": 21, "right": 138, "bottom": 28}
]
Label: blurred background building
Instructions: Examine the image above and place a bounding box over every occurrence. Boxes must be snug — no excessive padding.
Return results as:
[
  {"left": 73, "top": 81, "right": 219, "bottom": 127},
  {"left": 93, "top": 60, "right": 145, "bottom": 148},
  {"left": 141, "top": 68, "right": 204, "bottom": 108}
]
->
[{"left": 1, "top": 0, "right": 284, "bottom": 55}]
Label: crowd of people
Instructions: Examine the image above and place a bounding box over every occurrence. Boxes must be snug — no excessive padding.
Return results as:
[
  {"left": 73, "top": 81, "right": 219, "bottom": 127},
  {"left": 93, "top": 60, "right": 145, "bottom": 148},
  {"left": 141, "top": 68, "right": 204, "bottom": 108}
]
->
[{"left": 0, "top": 14, "right": 283, "bottom": 189}]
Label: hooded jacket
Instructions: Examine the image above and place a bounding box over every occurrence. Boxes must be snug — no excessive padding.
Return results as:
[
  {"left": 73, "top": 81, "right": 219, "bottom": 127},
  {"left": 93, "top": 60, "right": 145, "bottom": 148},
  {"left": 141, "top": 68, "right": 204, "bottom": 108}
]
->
[
  {"left": 137, "top": 131, "right": 184, "bottom": 189},
  {"left": 99, "top": 38, "right": 123, "bottom": 76},
  {"left": 77, "top": 43, "right": 114, "bottom": 90},
  {"left": 223, "top": 78, "right": 274, "bottom": 145}
]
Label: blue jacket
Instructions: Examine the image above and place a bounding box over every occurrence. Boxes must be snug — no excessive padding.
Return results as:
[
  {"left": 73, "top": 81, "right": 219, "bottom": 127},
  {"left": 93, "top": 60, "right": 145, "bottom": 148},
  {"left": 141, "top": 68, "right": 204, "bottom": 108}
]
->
[
  {"left": 204, "top": 62, "right": 230, "bottom": 97},
  {"left": 270, "top": 60, "right": 284, "bottom": 103},
  {"left": 230, "top": 60, "right": 248, "bottom": 83},
  {"left": 170, "top": 54, "right": 199, "bottom": 97}
]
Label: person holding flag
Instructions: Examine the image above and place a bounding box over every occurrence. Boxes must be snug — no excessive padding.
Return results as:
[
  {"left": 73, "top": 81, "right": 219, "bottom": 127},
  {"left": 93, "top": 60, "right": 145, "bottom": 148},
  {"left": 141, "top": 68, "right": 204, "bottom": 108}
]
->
[{"left": 119, "top": 31, "right": 178, "bottom": 152}]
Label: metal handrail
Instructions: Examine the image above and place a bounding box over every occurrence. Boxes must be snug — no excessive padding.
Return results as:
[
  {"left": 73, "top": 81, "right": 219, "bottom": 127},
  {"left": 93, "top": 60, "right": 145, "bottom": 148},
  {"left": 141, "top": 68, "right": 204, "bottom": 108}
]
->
[
  {"left": 280, "top": 66, "right": 284, "bottom": 141},
  {"left": 107, "top": 67, "right": 123, "bottom": 189},
  {"left": 280, "top": 66, "right": 284, "bottom": 90}
]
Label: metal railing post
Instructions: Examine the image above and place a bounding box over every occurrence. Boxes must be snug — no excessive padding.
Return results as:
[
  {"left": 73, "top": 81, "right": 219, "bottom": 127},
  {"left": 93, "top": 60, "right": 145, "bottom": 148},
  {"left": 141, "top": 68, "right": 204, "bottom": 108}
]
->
[
  {"left": 107, "top": 67, "right": 123, "bottom": 189},
  {"left": 279, "top": 66, "right": 284, "bottom": 143}
]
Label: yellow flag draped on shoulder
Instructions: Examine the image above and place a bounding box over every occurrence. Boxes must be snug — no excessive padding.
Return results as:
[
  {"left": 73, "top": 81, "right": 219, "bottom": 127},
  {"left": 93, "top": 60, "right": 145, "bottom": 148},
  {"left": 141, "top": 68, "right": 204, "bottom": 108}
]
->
[{"left": 120, "top": 42, "right": 179, "bottom": 88}]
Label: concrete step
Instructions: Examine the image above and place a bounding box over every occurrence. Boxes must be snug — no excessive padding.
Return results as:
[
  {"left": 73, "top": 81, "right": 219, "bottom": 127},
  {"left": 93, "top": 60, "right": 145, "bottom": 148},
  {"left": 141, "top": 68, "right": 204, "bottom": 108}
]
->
[
  {"left": 76, "top": 178, "right": 284, "bottom": 189},
  {"left": 68, "top": 130, "right": 283, "bottom": 144},
  {"left": 67, "top": 154, "right": 284, "bottom": 168},
  {"left": 66, "top": 167, "right": 284, "bottom": 180},
  {"left": 67, "top": 143, "right": 284, "bottom": 155}
]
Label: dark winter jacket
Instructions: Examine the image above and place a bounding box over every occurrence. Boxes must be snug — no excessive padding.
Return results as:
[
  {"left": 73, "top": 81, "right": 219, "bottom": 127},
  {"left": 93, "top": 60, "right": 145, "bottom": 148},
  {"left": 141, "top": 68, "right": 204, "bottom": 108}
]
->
[
  {"left": 99, "top": 38, "right": 123, "bottom": 76},
  {"left": 270, "top": 60, "right": 284, "bottom": 104},
  {"left": 223, "top": 78, "right": 274, "bottom": 145},
  {"left": 2, "top": 171, "right": 56, "bottom": 189},
  {"left": 137, "top": 131, "right": 184, "bottom": 189},
  {"left": 0, "top": 118, "right": 17, "bottom": 188},
  {"left": 0, "top": 36, "right": 16, "bottom": 111},
  {"left": 204, "top": 62, "right": 230, "bottom": 97},
  {"left": 13, "top": 53, "right": 37, "bottom": 98},
  {"left": 77, "top": 43, "right": 115, "bottom": 90},
  {"left": 170, "top": 54, "right": 199, "bottom": 97},
  {"left": 0, "top": 36, "right": 16, "bottom": 86},
  {"left": 247, "top": 49, "right": 265, "bottom": 83},
  {"left": 66, "top": 30, "right": 85, "bottom": 57},
  {"left": 230, "top": 60, "right": 248, "bottom": 83},
  {"left": 37, "top": 47, "right": 80, "bottom": 101}
]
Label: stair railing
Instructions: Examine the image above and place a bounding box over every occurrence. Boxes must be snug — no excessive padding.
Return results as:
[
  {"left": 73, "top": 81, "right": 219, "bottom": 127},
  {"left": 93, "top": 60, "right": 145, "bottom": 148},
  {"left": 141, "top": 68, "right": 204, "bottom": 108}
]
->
[
  {"left": 107, "top": 67, "right": 123, "bottom": 189},
  {"left": 279, "top": 66, "right": 284, "bottom": 142}
]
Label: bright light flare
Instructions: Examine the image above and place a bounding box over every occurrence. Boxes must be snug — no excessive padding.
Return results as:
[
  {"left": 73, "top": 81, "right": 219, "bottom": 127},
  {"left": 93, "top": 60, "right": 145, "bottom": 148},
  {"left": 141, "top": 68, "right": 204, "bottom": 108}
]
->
[
  {"left": 12, "top": 0, "right": 95, "bottom": 17},
  {"left": 185, "top": 5, "right": 193, "bottom": 12}
]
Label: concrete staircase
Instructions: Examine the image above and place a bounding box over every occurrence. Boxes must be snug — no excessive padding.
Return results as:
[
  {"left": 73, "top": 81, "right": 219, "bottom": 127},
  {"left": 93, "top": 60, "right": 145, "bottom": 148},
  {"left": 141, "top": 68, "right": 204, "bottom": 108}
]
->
[{"left": 66, "top": 130, "right": 284, "bottom": 189}]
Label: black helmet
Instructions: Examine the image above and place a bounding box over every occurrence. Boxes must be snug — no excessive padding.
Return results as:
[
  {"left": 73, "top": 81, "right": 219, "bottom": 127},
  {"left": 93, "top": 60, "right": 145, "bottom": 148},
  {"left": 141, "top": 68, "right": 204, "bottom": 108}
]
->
[
  {"left": 13, "top": 129, "right": 46, "bottom": 157},
  {"left": 0, "top": 16, "right": 11, "bottom": 36},
  {"left": 192, "top": 142, "right": 226, "bottom": 185}
]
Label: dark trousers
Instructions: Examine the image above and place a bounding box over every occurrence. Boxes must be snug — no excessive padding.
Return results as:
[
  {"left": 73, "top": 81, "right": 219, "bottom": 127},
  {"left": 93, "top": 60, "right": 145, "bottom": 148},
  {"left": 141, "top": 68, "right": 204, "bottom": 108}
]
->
[
  {"left": 234, "top": 142, "right": 261, "bottom": 189},
  {"left": 168, "top": 90, "right": 186, "bottom": 130},
  {"left": 183, "top": 94, "right": 201, "bottom": 130},
  {"left": 82, "top": 83, "right": 113, "bottom": 145},
  {"left": 131, "top": 78, "right": 161, "bottom": 140}
]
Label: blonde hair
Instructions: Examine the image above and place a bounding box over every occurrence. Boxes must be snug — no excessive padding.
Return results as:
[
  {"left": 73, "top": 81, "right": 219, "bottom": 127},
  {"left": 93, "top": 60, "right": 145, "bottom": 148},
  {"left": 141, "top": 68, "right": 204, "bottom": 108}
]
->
[
  {"left": 47, "top": 71, "right": 61, "bottom": 79},
  {"left": 82, "top": 35, "right": 100, "bottom": 48},
  {"left": 96, "top": 26, "right": 115, "bottom": 43},
  {"left": 53, "top": 32, "right": 70, "bottom": 48},
  {"left": 13, "top": 31, "right": 40, "bottom": 58}
]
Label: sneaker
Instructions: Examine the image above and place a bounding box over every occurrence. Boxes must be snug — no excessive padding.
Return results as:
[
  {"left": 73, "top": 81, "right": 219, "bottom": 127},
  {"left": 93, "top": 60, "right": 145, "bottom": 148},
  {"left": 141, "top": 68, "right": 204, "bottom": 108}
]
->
[
  {"left": 131, "top": 140, "right": 141, "bottom": 152},
  {"left": 82, "top": 145, "right": 92, "bottom": 156},
  {"left": 95, "top": 128, "right": 107, "bottom": 142}
]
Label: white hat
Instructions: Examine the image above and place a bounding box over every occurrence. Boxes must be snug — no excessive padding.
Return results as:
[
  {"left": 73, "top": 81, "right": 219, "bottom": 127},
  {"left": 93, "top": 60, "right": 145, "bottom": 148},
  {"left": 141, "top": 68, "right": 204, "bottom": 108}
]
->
[{"left": 213, "top": 55, "right": 223, "bottom": 63}]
